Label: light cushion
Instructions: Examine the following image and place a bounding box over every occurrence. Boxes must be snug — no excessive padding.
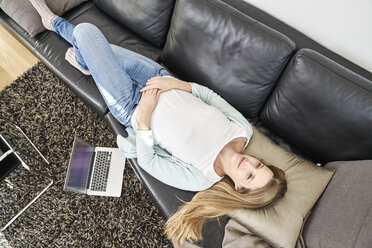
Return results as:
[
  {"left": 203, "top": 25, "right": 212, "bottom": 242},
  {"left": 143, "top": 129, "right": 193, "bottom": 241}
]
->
[
  {"left": 223, "top": 126, "right": 334, "bottom": 248},
  {"left": 303, "top": 160, "right": 372, "bottom": 248},
  {"left": 0, "top": 0, "right": 86, "bottom": 37}
]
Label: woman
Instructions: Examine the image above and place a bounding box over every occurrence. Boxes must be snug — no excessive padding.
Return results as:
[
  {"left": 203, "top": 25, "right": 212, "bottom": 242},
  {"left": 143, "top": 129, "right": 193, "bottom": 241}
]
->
[{"left": 30, "top": 0, "right": 287, "bottom": 245}]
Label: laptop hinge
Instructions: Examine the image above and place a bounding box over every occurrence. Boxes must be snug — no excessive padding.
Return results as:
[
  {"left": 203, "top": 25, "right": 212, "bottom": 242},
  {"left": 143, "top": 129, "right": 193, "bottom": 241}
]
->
[{"left": 86, "top": 151, "right": 95, "bottom": 190}]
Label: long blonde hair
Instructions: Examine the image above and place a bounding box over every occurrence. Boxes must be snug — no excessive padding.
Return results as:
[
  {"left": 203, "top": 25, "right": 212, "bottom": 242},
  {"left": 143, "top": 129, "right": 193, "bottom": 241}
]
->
[{"left": 164, "top": 165, "right": 287, "bottom": 246}]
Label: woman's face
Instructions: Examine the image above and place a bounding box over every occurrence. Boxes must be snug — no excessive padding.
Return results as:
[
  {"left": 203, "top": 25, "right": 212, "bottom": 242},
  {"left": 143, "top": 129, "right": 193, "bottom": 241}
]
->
[{"left": 229, "top": 154, "right": 273, "bottom": 192}]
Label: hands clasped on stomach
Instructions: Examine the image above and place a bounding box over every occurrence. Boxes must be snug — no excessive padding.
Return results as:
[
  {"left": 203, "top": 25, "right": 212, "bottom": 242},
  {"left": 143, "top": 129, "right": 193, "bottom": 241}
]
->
[
  {"left": 138, "top": 76, "right": 190, "bottom": 131},
  {"left": 138, "top": 88, "right": 161, "bottom": 131}
]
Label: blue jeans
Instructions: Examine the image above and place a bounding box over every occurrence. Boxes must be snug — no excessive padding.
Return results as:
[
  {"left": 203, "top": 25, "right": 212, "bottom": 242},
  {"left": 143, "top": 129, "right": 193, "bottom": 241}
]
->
[{"left": 52, "top": 17, "right": 169, "bottom": 127}]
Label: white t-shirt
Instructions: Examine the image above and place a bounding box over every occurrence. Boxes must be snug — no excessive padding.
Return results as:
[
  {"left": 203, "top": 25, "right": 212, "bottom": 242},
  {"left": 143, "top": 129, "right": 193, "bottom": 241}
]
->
[{"left": 131, "top": 89, "right": 248, "bottom": 182}]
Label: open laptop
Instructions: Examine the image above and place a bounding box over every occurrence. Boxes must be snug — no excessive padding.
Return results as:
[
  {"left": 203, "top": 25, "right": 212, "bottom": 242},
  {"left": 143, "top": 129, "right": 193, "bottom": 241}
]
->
[{"left": 64, "top": 137, "right": 126, "bottom": 197}]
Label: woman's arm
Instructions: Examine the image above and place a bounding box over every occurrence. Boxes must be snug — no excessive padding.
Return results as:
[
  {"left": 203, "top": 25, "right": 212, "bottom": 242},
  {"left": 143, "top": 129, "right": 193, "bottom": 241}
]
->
[
  {"left": 138, "top": 88, "right": 161, "bottom": 130},
  {"left": 135, "top": 130, "right": 215, "bottom": 191},
  {"left": 140, "top": 76, "right": 191, "bottom": 93},
  {"left": 140, "top": 77, "right": 251, "bottom": 136}
]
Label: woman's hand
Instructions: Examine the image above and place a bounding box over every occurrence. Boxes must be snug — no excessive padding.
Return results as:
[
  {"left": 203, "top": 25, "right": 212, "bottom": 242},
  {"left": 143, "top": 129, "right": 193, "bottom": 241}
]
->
[
  {"left": 140, "top": 76, "right": 191, "bottom": 93},
  {"left": 138, "top": 88, "right": 161, "bottom": 130}
]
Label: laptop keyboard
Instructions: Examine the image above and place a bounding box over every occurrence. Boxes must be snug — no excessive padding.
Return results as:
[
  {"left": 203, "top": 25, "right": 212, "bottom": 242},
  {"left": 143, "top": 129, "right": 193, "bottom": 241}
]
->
[{"left": 90, "top": 151, "right": 112, "bottom": 192}]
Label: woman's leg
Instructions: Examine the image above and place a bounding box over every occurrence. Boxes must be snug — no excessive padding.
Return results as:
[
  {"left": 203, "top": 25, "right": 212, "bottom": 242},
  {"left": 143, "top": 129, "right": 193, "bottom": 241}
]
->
[
  {"left": 53, "top": 20, "right": 168, "bottom": 126},
  {"left": 30, "top": 0, "right": 169, "bottom": 126},
  {"left": 52, "top": 17, "right": 169, "bottom": 79},
  {"left": 52, "top": 17, "right": 90, "bottom": 73},
  {"left": 108, "top": 44, "right": 170, "bottom": 105}
]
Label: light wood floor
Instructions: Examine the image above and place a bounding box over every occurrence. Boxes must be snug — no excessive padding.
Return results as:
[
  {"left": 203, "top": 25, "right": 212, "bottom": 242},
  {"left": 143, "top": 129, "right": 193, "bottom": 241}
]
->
[{"left": 0, "top": 24, "right": 39, "bottom": 91}]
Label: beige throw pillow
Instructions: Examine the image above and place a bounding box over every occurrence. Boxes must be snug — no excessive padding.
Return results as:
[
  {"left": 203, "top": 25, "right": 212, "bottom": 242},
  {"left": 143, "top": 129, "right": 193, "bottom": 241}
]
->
[{"left": 224, "top": 126, "right": 334, "bottom": 248}]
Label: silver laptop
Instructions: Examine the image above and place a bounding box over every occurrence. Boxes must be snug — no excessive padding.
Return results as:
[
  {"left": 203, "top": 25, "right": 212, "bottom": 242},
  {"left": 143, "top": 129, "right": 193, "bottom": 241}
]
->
[{"left": 64, "top": 137, "right": 126, "bottom": 197}]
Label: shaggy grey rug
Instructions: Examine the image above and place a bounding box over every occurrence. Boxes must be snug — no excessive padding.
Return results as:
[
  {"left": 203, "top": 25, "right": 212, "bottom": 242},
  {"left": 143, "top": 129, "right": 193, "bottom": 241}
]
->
[{"left": 0, "top": 62, "right": 173, "bottom": 247}]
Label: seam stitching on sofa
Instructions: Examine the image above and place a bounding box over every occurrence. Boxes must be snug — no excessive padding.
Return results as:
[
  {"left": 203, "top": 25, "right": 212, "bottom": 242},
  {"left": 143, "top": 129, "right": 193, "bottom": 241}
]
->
[
  {"left": 205, "top": 0, "right": 295, "bottom": 51},
  {"left": 257, "top": 56, "right": 316, "bottom": 163},
  {"left": 298, "top": 54, "right": 372, "bottom": 93},
  {"left": 67, "top": 2, "right": 95, "bottom": 22},
  {"left": 352, "top": 201, "right": 372, "bottom": 248},
  {"left": 257, "top": 49, "right": 294, "bottom": 119},
  {"left": 259, "top": 51, "right": 296, "bottom": 119}
]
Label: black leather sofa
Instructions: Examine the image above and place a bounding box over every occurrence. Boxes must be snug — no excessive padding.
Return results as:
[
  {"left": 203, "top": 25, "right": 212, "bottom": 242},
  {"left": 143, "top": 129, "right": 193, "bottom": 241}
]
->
[{"left": 1, "top": 0, "right": 371, "bottom": 247}]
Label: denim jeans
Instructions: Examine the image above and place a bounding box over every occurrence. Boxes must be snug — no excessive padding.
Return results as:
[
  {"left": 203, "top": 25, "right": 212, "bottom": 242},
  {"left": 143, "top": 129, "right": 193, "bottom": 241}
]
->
[{"left": 52, "top": 17, "right": 170, "bottom": 127}]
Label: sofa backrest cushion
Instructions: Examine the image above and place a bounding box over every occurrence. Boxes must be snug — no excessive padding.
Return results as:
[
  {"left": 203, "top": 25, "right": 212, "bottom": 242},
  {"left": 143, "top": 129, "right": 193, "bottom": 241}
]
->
[
  {"left": 261, "top": 48, "right": 372, "bottom": 164},
  {"left": 93, "top": 0, "right": 175, "bottom": 47},
  {"left": 161, "top": 0, "right": 295, "bottom": 121}
]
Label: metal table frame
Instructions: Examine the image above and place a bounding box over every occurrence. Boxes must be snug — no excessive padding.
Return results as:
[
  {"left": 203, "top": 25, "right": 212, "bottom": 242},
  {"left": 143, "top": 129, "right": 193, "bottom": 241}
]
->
[{"left": 0, "top": 115, "right": 54, "bottom": 232}]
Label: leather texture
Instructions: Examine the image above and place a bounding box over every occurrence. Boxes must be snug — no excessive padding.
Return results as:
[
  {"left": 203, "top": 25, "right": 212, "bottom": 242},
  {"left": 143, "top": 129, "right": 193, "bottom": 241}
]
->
[
  {"left": 93, "top": 0, "right": 175, "bottom": 48},
  {"left": 104, "top": 112, "right": 128, "bottom": 138},
  {"left": 129, "top": 158, "right": 195, "bottom": 218},
  {"left": 221, "top": 0, "right": 372, "bottom": 82},
  {"left": 261, "top": 48, "right": 372, "bottom": 164},
  {"left": 254, "top": 121, "right": 315, "bottom": 163},
  {"left": 161, "top": 0, "right": 295, "bottom": 121},
  {"left": 64, "top": 2, "right": 163, "bottom": 63}
]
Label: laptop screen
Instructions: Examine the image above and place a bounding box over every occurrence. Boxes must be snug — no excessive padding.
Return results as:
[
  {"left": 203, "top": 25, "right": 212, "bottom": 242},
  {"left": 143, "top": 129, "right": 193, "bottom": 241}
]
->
[{"left": 64, "top": 137, "right": 94, "bottom": 194}]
